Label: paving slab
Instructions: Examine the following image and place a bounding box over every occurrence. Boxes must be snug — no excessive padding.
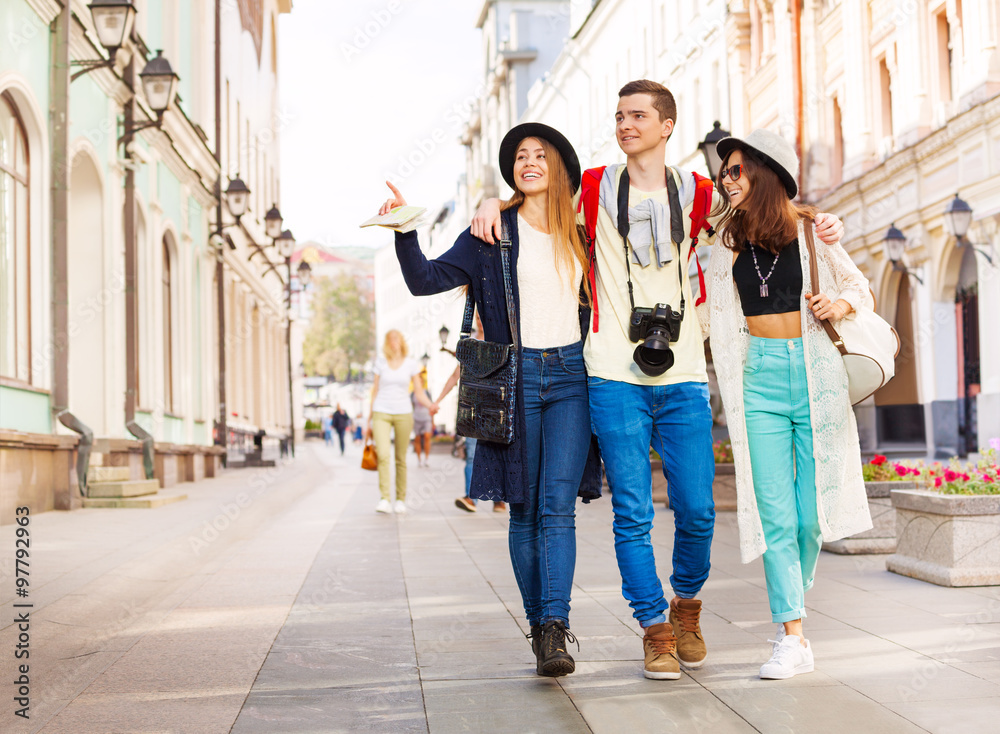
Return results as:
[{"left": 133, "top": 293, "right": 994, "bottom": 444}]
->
[{"left": 6, "top": 440, "right": 1000, "bottom": 733}]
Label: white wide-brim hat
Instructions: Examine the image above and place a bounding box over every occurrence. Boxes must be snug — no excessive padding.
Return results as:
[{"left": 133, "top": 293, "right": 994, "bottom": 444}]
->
[{"left": 716, "top": 129, "right": 799, "bottom": 199}]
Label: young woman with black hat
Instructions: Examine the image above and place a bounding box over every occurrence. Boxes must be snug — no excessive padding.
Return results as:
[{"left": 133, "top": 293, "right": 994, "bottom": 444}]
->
[
  {"left": 374, "top": 123, "right": 602, "bottom": 677},
  {"left": 699, "top": 129, "right": 872, "bottom": 680}
]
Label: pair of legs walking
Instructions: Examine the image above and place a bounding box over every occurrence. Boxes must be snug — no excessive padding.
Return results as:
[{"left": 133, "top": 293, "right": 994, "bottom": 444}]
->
[
  {"left": 744, "top": 337, "right": 821, "bottom": 679},
  {"left": 509, "top": 343, "right": 591, "bottom": 676},
  {"left": 589, "top": 379, "right": 715, "bottom": 679},
  {"left": 372, "top": 411, "right": 413, "bottom": 514}
]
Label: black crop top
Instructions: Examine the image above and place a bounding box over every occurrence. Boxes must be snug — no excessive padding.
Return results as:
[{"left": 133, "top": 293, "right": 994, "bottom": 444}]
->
[{"left": 733, "top": 239, "right": 803, "bottom": 316}]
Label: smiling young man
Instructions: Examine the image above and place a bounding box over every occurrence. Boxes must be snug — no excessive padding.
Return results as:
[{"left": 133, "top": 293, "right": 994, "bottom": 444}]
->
[{"left": 472, "top": 80, "right": 844, "bottom": 680}]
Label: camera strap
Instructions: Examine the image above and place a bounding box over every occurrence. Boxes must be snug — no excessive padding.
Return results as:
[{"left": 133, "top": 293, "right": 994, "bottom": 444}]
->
[{"left": 616, "top": 167, "right": 686, "bottom": 317}]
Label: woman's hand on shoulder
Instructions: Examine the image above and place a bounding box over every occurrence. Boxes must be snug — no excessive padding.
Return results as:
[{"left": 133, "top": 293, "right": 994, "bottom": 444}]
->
[
  {"left": 378, "top": 180, "right": 407, "bottom": 216},
  {"left": 813, "top": 213, "right": 844, "bottom": 244}
]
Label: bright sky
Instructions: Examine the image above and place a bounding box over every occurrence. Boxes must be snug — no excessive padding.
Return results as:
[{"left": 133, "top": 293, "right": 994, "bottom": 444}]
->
[{"left": 278, "top": 0, "right": 483, "bottom": 249}]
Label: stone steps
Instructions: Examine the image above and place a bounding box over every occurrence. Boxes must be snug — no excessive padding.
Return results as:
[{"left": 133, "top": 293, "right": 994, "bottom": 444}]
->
[
  {"left": 89, "top": 466, "right": 132, "bottom": 482},
  {"left": 87, "top": 478, "right": 161, "bottom": 498},
  {"left": 82, "top": 489, "right": 188, "bottom": 509}
]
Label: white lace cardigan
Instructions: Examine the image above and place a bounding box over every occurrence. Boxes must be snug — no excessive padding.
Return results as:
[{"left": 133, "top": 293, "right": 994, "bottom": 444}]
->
[{"left": 697, "top": 222, "right": 873, "bottom": 563}]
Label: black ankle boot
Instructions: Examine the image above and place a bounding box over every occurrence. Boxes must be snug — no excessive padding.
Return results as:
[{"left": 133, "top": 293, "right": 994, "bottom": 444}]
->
[
  {"left": 539, "top": 620, "right": 578, "bottom": 677},
  {"left": 527, "top": 624, "right": 543, "bottom": 672}
]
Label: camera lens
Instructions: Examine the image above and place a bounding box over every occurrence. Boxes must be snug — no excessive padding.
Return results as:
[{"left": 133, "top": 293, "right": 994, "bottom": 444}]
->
[{"left": 632, "top": 326, "right": 674, "bottom": 376}]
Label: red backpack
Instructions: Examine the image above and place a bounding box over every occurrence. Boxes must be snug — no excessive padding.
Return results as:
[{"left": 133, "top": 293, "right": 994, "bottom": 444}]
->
[{"left": 578, "top": 166, "right": 715, "bottom": 332}]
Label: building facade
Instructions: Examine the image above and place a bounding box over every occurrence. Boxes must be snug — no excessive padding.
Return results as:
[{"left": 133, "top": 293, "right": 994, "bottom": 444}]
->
[
  {"left": 0, "top": 0, "right": 295, "bottom": 520},
  {"left": 728, "top": 0, "right": 1000, "bottom": 457}
]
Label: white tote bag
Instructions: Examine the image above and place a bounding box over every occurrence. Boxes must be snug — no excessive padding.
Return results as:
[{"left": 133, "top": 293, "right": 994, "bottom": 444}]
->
[{"left": 804, "top": 229, "right": 900, "bottom": 404}]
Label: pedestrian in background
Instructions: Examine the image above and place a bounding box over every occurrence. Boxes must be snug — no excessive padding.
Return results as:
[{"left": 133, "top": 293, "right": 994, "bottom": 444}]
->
[
  {"left": 353, "top": 415, "right": 364, "bottom": 445},
  {"left": 411, "top": 373, "right": 434, "bottom": 467},
  {"left": 331, "top": 404, "right": 350, "bottom": 456},
  {"left": 321, "top": 413, "right": 333, "bottom": 448},
  {"left": 701, "top": 129, "right": 872, "bottom": 680},
  {"left": 368, "top": 330, "right": 438, "bottom": 514},
  {"left": 377, "top": 122, "right": 602, "bottom": 678}
]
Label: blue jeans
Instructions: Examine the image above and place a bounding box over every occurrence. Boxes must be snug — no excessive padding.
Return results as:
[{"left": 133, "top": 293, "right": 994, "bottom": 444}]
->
[
  {"left": 509, "top": 342, "right": 591, "bottom": 626},
  {"left": 743, "top": 337, "right": 820, "bottom": 624},
  {"left": 464, "top": 438, "right": 478, "bottom": 497},
  {"left": 588, "top": 379, "right": 715, "bottom": 626}
]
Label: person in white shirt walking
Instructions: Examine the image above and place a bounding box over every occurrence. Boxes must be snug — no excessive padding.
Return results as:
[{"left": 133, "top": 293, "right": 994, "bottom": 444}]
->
[{"left": 368, "top": 330, "right": 437, "bottom": 514}]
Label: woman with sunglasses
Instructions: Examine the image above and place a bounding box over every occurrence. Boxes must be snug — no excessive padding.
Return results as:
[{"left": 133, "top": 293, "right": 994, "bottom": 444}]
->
[
  {"left": 699, "top": 129, "right": 871, "bottom": 680},
  {"left": 373, "top": 123, "right": 602, "bottom": 678}
]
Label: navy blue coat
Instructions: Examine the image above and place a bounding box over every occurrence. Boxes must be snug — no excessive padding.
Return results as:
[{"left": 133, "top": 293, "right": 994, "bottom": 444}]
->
[{"left": 394, "top": 207, "right": 603, "bottom": 505}]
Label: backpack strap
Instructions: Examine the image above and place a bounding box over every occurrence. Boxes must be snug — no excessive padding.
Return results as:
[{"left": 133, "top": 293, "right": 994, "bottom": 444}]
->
[
  {"left": 687, "top": 170, "right": 716, "bottom": 306},
  {"left": 578, "top": 166, "right": 606, "bottom": 332}
]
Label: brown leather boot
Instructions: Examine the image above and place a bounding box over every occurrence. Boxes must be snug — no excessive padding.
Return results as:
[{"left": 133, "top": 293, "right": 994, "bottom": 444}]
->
[
  {"left": 669, "top": 598, "right": 707, "bottom": 668},
  {"left": 642, "top": 622, "right": 680, "bottom": 680}
]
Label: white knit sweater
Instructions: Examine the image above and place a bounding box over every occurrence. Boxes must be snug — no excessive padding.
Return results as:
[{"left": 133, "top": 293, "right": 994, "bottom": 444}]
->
[{"left": 697, "top": 222, "right": 874, "bottom": 563}]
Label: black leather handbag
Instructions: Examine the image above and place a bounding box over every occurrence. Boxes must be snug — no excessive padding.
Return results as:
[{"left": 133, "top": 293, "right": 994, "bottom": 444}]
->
[{"left": 455, "top": 218, "right": 519, "bottom": 444}]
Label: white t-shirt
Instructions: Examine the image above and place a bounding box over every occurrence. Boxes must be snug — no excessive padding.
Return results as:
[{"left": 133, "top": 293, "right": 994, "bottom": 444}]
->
[
  {"left": 372, "top": 356, "right": 422, "bottom": 415},
  {"left": 516, "top": 214, "right": 583, "bottom": 349}
]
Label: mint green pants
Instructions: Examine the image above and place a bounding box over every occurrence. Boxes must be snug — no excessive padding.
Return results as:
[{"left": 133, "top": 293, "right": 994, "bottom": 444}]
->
[{"left": 742, "top": 337, "right": 821, "bottom": 624}]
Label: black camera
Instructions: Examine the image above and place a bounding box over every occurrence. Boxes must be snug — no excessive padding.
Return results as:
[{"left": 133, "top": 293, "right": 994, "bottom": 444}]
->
[{"left": 628, "top": 303, "right": 683, "bottom": 376}]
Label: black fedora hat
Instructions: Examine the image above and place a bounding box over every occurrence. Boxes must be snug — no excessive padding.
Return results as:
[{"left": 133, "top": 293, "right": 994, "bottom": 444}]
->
[{"left": 499, "top": 122, "right": 582, "bottom": 193}]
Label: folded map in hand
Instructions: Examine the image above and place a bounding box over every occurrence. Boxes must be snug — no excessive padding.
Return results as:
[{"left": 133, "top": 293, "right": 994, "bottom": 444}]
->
[{"left": 359, "top": 205, "right": 427, "bottom": 231}]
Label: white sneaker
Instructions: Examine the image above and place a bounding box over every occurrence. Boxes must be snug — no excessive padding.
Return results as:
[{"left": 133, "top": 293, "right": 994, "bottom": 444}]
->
[
  {"left": 772, "top": 623, "right": 786, "bottom": 653},
  {"left": 760, "top": 635, "right": 814, "bottom": 680},
  {"left": 394, "top": 500, "right": 407, "bottom": 514},
  {"left": 375, "top": 499, "right": 392, "bottom": 514}
]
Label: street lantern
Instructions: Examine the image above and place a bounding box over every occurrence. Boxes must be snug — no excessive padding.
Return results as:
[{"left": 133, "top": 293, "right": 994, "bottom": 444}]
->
[
  {"left": 87, "top": 0, "right": 137, "bottom": 65},
  {"left": 139, "top": 50, "right": 179, "bottom": 116},
  {"left": 276, "top": 229, "right": 296, "bottom": 259},
  {"left": 296, "top": 260, "right": 312, "bottom": 286},
  {"left": 439, "top": 324, "right": 450, "bottom": 348},
  {"left": 882, "top": 223, "right": 907, "bottom": 264},
  {"left": 265, "top": 204, "right": 283, "bottom": 240},
  {"left": 420, "top": 353, "right": 431, "bottom": 368},
  {"left": 698, "top": 121, "right": 731, "bottom": 181},
  {"left": 224, "top": 177, "right": 250, "bottom": 220},
  {"left": 943, "top": 193, "right": 973, "bottom": 241}
]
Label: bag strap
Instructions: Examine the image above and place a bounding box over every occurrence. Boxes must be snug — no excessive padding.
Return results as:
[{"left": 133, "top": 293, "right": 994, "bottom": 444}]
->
[
  {"left": 803, "top": 224, "right": 848, "bottom": 356},
  {"left": 459, "top": 213, "right": 520, "bottom": 351},
  {"left": 579, "top": 166, "right": 605, "bottom": 332}
]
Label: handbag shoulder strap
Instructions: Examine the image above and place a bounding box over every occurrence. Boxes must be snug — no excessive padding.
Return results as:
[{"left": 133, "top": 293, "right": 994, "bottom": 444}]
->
[
  {"left": 459, "top": 212, "right": 520, "bottom": 350},
  {"left": 803, "top": 223, "right": 848, "bottom": 356},
  {"left": 499, "top": 215, "right": 520, "bottom": 350}
]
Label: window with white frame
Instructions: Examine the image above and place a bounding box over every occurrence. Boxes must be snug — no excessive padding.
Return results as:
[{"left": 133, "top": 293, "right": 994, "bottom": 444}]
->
[{"left": 0, "top": 92, "right": 31, "bottom": 383}]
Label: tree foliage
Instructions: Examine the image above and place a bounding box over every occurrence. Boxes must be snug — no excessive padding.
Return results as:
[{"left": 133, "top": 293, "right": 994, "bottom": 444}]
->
[{"left": 302, "top": 274, "right": 374, "bottom": 381}]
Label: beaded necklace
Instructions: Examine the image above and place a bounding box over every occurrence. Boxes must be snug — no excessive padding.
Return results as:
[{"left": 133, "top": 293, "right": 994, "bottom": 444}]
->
[{"left": 749, "top": 244, "right": 780, "bottom": 298}]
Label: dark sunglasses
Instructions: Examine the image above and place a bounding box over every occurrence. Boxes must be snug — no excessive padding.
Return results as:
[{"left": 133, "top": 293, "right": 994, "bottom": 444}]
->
[{"left": 720, "top": 163, "right": 743, "bottom": 182}]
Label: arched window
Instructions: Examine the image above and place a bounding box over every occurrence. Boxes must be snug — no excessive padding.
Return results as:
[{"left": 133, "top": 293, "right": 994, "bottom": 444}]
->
[
  {"left": 0, "top": 92, "right": 31, "bottom": 382},
  {"left": 163, "top": 236, "right": 174, "bottom": 412}
]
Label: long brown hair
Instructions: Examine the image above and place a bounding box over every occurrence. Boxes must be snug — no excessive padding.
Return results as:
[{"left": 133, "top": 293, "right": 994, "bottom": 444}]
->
[
  {"left": 716, "top": 147, "right": 816, "bottom": 254},
  {"left": 501, "top": 136, "right": 590, "bottom": 303}
]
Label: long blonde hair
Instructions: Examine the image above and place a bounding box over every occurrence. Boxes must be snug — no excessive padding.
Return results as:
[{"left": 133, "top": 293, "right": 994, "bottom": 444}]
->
[
  {"left": 382, "top": 329, "right": 408, "bottom": 361},
  {"left": 501, "top": 137, "right": 590, "bottom": 304}
]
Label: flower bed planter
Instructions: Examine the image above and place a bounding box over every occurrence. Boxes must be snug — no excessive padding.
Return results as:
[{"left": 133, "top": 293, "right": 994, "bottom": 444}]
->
[
  {"left": 653, "top": 460, "right": 736, "bottom": 511},
  {"left": 886, "top": 489, "right": 1000, "bottom": 587},
  {"left": 822, "top": 481, "right": 916, "bottom": 555}
]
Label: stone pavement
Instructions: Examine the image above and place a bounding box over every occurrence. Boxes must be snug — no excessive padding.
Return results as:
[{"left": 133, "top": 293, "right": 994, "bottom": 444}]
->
[{"left": 3, "top": 441, "right": 1000, "bottom": 733}]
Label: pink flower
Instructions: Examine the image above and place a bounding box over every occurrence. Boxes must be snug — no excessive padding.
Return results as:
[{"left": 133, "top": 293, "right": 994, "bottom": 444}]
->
[
  {"left": 962, "top": 473, "right": 971, "bottom": 482},
  {"left": 894, "top": 463, "right": 907, "bottom": 477},
  {"left": 982, "top": 474, "right": 994, "bottom": 483},
  {"left": 935, "top": 477, "right": 943, "bottom": 488},
  {"left": 945, "top": 469, "right": 959, "bottom": 482}
]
